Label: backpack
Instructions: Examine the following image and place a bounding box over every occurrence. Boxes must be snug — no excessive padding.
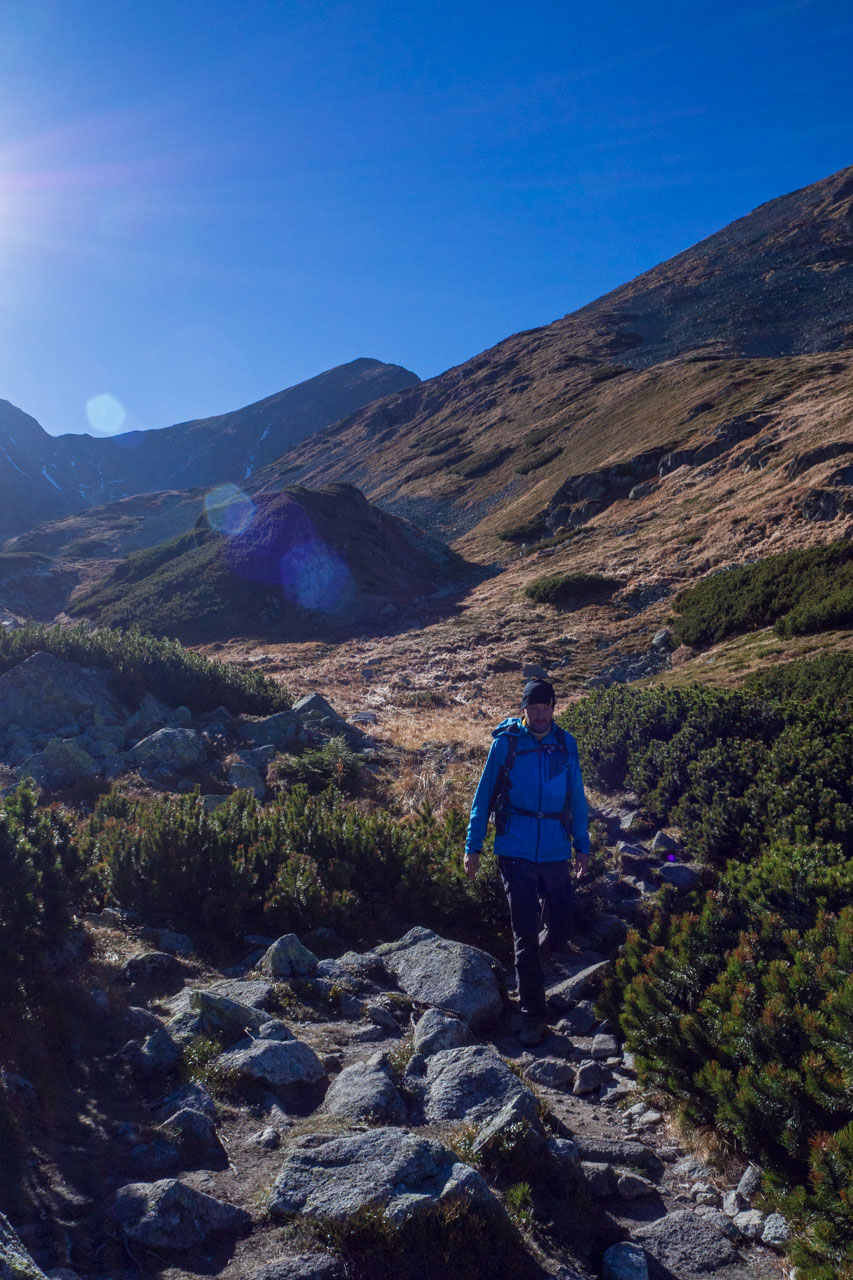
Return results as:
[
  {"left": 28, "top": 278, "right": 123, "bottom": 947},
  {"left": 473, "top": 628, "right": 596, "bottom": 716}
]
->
[{"left": 488, "top": 726, "right": 574, "bottom": 837}]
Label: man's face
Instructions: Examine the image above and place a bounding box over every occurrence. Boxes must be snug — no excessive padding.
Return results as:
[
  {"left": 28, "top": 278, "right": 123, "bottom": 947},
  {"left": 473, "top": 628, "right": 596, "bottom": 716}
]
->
[{"left": 524, "top": 700, "right": 554, "bottom": 734}]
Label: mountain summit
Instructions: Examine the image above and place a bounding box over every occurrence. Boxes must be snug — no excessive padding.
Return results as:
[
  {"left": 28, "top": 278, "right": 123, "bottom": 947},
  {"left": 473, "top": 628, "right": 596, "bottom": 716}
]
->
[{"left": 0, "top": 358, "right": 419, "bottom": 541}]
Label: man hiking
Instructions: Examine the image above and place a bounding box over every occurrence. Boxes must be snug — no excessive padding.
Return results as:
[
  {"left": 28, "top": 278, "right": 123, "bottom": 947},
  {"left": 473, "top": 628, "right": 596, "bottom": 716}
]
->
[{"left": 464, "top": 678, "right": 590, "bottom": 1047}]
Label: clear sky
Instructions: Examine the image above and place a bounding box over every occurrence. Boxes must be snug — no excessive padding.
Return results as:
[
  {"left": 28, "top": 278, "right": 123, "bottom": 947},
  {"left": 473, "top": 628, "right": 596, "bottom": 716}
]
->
[{"left": 0, "top": 1, "right": 851, "bottom": 437}]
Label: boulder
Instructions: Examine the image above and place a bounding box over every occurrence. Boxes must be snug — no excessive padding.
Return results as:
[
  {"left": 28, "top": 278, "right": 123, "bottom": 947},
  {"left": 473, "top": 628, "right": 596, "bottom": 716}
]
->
[
  {"left": 592, "top": 1032, "right": 620, "bottom": 1059},
  {"left": 572, "top": 1136, "right": 659, "bottom": 1172},
  {"left": 320, "top": 1052, "right": 405, "bottom": 1124},
  {"left": 189, "top": 990, "right": 271, "bottom": 1043},
  {"left": 556, "top": 1004, "right": 597, "bottom": 1035},
  {"left": 218, "top": 1036, "right": 326, "bottom": 1090},
  {"left": 523, "top": 1058, "right": 575, "bottom": 1089},
  {"left": 227, "top": 761, "right": 266, "bottom": 798},
  {"left": 248, "top": 1255, "right": 344, "bottom": 1280},
  {"left": 157, "top": 1107, "right": 227, "bottom": 1166},
  {"left": 236, "top": 710, "right": 300, "bottom": 750},
  {"left": 412, "top": 1044, "right": 532, "bottom": 1125},
  {"left": 547, "top": 958, "right": 609, "bottom": 1010},
  {"left": 0, "top": 1209, "right": 50, "bottom": 1280},
  {"left": 573, "top": 1060, "right": 610, "bottom": 1094},
  {"left": 257, "top": 935, "right": 319, "bottom": 979},
  {"left": 582, "top": 1162, "right": 615, "bottom": 1197},
  {"left": 375, "top": 927, "right": 502, "bottom": 1028},
  {"left": 268, "top": 1127, "right": 498, "bottom": 1225},
  {"left": 650, "top": 829, "right": 679, "bottom": 853},
  {"left": 316, "top": 949, "right": 389, "bottom": 995},
  {"left": 602, "top": 1242, "right": 649, "bottom": 1280},
  {"left": 471, "top": 1091, "right": 546, "bottom": 1165},
  {"left": 140, "top": 927, "right": 194, "bottom": 956},
  {"left": 122, "top": 1027, "right": 182, "bottom": 1078},
  {"left": 616, "top": 1171, "right": 656, "bottom": 1198},
  {"left": 658, "top": 863, "right": 701, "bottom": 891},
  {"left": 0, "top": 651, "right": 123, "bottom": 740},
  {"left": 761, "top": 1213, "right": 791, "bottom": 1249},
  {"left": 120, "top": 951, "right": 184, "bottom": 983},
  {"left": 125, "top": 693, "right": 176, "bottom": 739},
  {"left": 111, "top": 1179, "right": 250, "bottom": 1253},
  {"left": 634, "top": 1209, "right": 739, "bottom": 1275},
  {"left": 732, "top": 1209, "right": 765, "bottom": 1241},
  {"left": 155, "top": 1081, "right": 216, "bottom": 1119},
  {"left": 413, "top": 1008, "right": 474, "bottom": 1057},
  {"left": 125, "top": 727, "right": 205, "bottom": 774},
  {"left": 17, "top": 738, "right": 99, "bottom": 787},
  {"left": 736, "top": 1163, "right": 762, "bottom": 1199}
]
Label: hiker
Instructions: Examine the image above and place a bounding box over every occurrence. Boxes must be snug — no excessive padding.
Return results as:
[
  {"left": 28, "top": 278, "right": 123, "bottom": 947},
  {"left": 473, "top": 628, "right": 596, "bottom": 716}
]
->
[{"left": 464, "top": 678, "right": 590, "bottom": 1047}]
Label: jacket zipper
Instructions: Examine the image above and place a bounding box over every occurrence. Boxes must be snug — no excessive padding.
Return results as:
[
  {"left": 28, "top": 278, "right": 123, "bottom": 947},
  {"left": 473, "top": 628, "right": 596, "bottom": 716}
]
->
[{"left": 535, "top": 739, "right": 543, "bottom": 861}]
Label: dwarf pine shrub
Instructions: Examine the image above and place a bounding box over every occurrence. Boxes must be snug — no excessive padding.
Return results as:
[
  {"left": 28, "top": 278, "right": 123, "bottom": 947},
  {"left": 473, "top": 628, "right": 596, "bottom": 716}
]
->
[
  {"left": 525, "top": 572, "right": 619, "bottom": 608},
  {"left": 671, "top": 540, "right": 853, "bottom": 647},
  {"left": 0, "top": 621, "right": 289, "bottom": 715},
  {"left": 0, "top": 784, "right": 79, "bottom": 1008}
]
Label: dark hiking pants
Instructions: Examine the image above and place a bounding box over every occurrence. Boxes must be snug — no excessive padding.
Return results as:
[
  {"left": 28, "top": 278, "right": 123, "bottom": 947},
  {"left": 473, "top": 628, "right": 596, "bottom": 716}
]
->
[{"left": 498, "top": 856, "right": 574, "bottom": 1019}]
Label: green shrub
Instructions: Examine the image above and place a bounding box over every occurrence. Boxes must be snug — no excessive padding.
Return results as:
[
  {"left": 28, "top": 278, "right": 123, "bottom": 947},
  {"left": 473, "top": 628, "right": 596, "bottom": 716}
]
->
[
  {"left": 0, "top": 621, "right": 289, "bottom": 715},
  {"left": 268, "top": 737, "right": 364, "bottom": 796},
  {"left": 497, "top": 515, "right": 549, "bottom": 544},
  {"left": 525, "top": 572, "right": 619, "bottom": 608},
  {"left": 0, "top": 784, "right": 79, "bottom": 1008},
  {"left": 82, "top": 786, "right": 508, "bottom": 955},
  {"left": 453, "top": 447, "right": 512, "bottom": 479},
  {"left": 515, "top": 447, "right": 561, "bottom": 475},
  {"left": 671, "top": 541, "right": 853, "bottom": 647}
]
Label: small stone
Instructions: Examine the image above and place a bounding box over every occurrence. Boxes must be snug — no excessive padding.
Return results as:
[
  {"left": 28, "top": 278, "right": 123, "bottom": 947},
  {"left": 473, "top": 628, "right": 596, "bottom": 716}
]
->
[
  {"left": 573, "top": 1059, "right": 610, "bottom": 1094},
  {"left": 599, "top": 1077, "right": 635, "bottom": 1104},
  {"left": 723, "top": 1189, "right": 746, "bottom": 1217},
  {"left": 736, "top": 1162, "right": 763, "bottom": 1199},
  {"left": 616, "top": 1171, "right": 656, "bottom": 1199},
  {"left": 547, "top": 1136, "right": 579, "bottom": 1169},
  {"left": 592, "top": 1033, "right": 620, "bottom": 1059},
  {"left": 633, "top": 1108, "right": 662, "bottom": 1129},
  {"left": 581, "top": 1161, "right": 615, "bottom": 1197},
  {"left": 602, "top": 1241, "right": 649, "bottom": 1280},
  {"left": 247, "top": 1127, "right": 281, "bottom": 1150},
  {"left": 257, "top": 934, "right": 319, "bottom": 979},
  {"left": 557, "top": 1004, "right": 597, "bottom": 1036},
  {"left": 761, "top": 1212, "right": 791, "bottom": 1249},
  {"left": 733, "top": 1209, "right": 766, "bottom": 1241},
  {"left": 524, "top": 1058, "right": 575, "bottom": 1089},
  {"left": 694, "top": 1206, "right": 741, "bottom": 1239}
]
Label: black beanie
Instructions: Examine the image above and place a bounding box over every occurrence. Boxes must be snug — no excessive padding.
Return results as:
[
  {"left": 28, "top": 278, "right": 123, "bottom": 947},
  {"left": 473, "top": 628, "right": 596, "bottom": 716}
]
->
[{"left": 521, "top": 679, "right": 556, "bottom": 708}]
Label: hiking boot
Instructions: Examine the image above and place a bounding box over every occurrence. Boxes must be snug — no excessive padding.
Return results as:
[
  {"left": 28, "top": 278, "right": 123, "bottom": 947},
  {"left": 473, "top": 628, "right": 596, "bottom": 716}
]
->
[{"left": 518, "top": 1017, "right": 547, "bottom": 1048}]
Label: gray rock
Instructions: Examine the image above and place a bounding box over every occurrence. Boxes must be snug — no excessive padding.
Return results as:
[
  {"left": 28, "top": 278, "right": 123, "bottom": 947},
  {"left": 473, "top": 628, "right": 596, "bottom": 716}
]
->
[
  {"left": 321, "top": 1052, "right": 405, "bottom": 1124},
  {"left": 582, "top": 1161, "right": 615, "bottom": 1197},
  {"left": 736, "top": 1163, "right": 762, "bottom": 1199},
  {"left": 650, "top": 829, "right": 679, "bottom": 852},
  {"left": 227, "top": 761, "right": 266, "bottom": 798},
  {"left": 122, "top": 1027, "right": 182, "bottom": 1078},
  {"left": 0, "top": 651, "right": 124, "bottom": 740},
  {"left": 694, "top": 1206, "right": 741, "bottom": 1240},
  {"left": 268, "top": 1127, "right": 499, "bottom": 1224},
  {"left": 249, "top": 1254, "right": 344, "bottom": 1280},
  {"left": 592, "top": 1032, "right": 620, "bottom": 1059},
  {"left": 616, "top": 1171, "right": 656, "bottom": 1198},
  {"left": 257, "top": 1020, "right": 296, "bottom": 1041},
  {"left": 140, "top": 928, "right": 194, "bottom": 956},
  {"left": 111, "top": 1179, "right": 250, "bottom": 1252},
  {"left": 157, "top": 1107, "right": 226, "bottom": 1164},
  {"left": 471, "top": 1092, "right": 545, "bottom": 1164},
  {"left": 206, "top": 978, "right": 275, "bottom": 1009},
  {"left": 548, "top": 1136, "right": 580, "bottom": 1169},
  {"left": 17, "top": 737, "right": 99, "bottom": 788},
  {"left": 155, "top": 1082, "right": 216, "bottom": 1119},
  {"left": 375, "top": 927, "right": 502, "bottom": 1028},
  {"left": 733, "top": 1209, "right": 765, "bottom": 1241},
  {"left": 573, "top": 1059, "right": 610, "bottom": 1094},
  {"left": 257, "top": 935, "right": 319, "bottom": 979},
  {"left": 127, "top": 1138, "right": 180, "bottom": 1175},
  {"left": 629, "top": 481, "right": 656, "bottom": 500},
  {"left": 557, "top": 1004, "right": 597, "bottom": 1035},
  {"left": 125, "top": 693, "right": 175, "bottom": 738},
  {"left": 547, "top": 959, "right": 609, "bottom": 1010},
  {"left": 651, "top": 629, "right": 674, "bottom": 652},
  {"left": 0, "top": 1209, "right": 50, "bottom": 1280},
  {"left": 632, "top": 1107, "right": 663, "bottom": 1130},
  {"left": 602, "top": 1242, "right": 649, "bottom": 1280},
  {"left": 761, "top": 1212, "right": 790, "bottom": 1249},
  {"left": 675, "top": 1154, "right": 712, "bottom": 1181},
  {"left": 691, "top": 1181, "right": 720, "bottom": 1207},
  {"left": 722, "top": 1189, "right": 746, "bottom": 1217},
  {"left": 659, "top": 863, "right": 701, "bottom": 891},
  {"left": 364, "top": 1001, "right": 401, "bottom": 1031},
  {"left": 522, "top": 663, "right": 550, "bottom": 679},
  {"left": 121, "top": 949, "right": 184, "bottom": 984},
  {"left": 573, "top": 1136, "right": 659, "bottom": 1171},
  {"left": 190, "top": 990, "right": 271, "bottom": 1044},
  {"left": 125, "top": 727, "right": 205, "bottom": 774},
  {"left": 635, "top": 1209, "right": 739, "bottom": 1275},
  {"left": 413, "top": 1008, "right": 474, "bottom": 1057},
  {"left": 246, "top": 1127, "right": 281, "bottom": 1151},
  {"left": 410, "top": 1044, "right": 531, "bottom": 1125},
  {"left": 218, "top": 1037, "right": 326, "bottom": 1089},
  {"left": 236, "top": 710, "right": 299, "bottom": 750},
  {"left": 524, "top": 1058, "right": 575, "bottom": 1089}
]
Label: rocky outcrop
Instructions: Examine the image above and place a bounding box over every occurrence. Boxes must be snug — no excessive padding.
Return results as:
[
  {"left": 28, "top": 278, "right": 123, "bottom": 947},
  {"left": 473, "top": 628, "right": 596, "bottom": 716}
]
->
[
  {"left": 375, "top": 927, "right": 503, "bottom": 1028},
  {"left": 268, "top": 1127, "right": 499, "bottom": 1225},
  {"left": 111, "top": 1179, "right": 251, "bottom": 1253}
]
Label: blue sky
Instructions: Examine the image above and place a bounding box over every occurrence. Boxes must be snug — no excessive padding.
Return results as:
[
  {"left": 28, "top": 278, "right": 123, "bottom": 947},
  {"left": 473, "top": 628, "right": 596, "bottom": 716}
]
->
[{"left": 0, "top": 0, "right": 850, "bottom": 436}]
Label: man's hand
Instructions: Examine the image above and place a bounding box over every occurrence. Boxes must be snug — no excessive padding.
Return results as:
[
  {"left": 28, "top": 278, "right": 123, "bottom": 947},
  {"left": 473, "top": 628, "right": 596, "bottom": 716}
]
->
[
  {"left": 464, "top": 852, "right": 480, "bottom": 879},
  {"left": 575, "top": 851, "right": 590, "bottom": 879}
]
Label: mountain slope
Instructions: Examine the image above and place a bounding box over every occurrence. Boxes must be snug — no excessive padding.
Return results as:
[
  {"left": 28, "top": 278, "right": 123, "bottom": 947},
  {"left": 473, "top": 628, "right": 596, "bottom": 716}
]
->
[
  {"left": 0, "top": 359, "right": 419, "bottom": 541},
  {"left": 250, "top": 166, "right": 853, "bottom": 540},
  {"left": 69, "top": 484, "right": 471, "bottom": 644}
]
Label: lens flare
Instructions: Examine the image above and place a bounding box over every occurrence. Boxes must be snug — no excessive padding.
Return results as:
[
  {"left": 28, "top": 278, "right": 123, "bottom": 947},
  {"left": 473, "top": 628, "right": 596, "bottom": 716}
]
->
[
  {"left": 205, "top": 484, "right": 256, "bottom": 536},
  {"left": 279, "top": 538, "right": 354, "bottom": 612},
  {"left": 85, "top": 392, "right": 126, "bottom": 435}
]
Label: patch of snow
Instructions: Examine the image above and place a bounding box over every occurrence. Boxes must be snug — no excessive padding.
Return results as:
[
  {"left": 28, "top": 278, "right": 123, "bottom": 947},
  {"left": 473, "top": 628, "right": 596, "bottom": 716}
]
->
[
  {"left": 41, "top": 466, "right": 62, "bottom": 491},
  {"left": 245, "top": 463, "right": 254, "bottom": 478},
  {"left": 260, "top": 425, "right": 270, "bottom": 443},
  {"left": 1, "top": 447, "right": 28, "bottom": 478}
]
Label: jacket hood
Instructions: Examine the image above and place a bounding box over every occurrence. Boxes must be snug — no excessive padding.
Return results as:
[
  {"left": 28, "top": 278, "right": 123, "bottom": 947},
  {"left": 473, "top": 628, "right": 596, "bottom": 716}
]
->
[{"left": 491, "top": 716, "right": 526, "bottom": 740}]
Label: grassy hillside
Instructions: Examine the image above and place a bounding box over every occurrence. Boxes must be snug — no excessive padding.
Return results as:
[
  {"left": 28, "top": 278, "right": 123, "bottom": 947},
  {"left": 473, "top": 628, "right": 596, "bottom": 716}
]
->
[{"left": 71, "top": 484, "right": 472, "bottom": 643}]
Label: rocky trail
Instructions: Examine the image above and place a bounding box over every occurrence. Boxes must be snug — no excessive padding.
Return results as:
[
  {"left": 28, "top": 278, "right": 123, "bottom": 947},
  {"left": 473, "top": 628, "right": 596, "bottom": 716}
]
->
[{"left": 1, "top": 891, "right": 791, "bottom": 1280}]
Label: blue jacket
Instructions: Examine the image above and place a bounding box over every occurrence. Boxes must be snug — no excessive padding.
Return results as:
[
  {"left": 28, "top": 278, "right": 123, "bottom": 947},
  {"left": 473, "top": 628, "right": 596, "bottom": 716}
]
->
[{"left": 466, "top": 717, "right": 590, "bottom": 862}]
